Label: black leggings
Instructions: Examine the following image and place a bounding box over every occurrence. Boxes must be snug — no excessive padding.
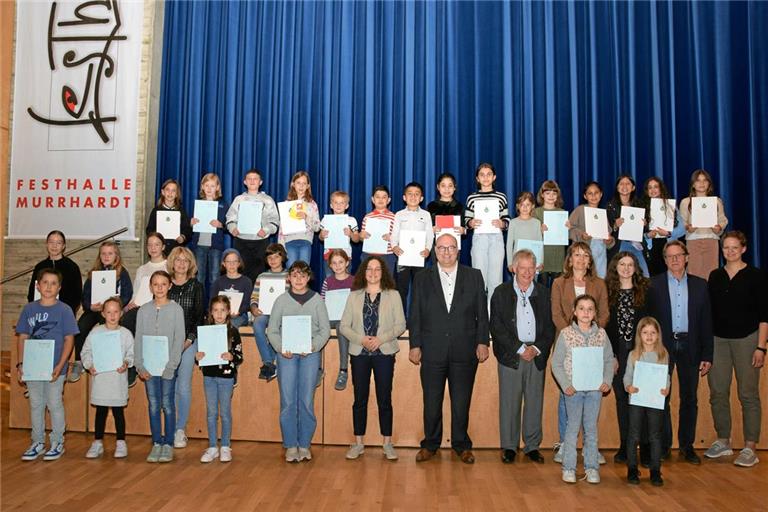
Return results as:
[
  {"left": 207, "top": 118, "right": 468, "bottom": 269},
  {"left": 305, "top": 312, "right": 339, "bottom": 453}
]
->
[{"left": 94, "top": 406, "right": 126, "bottom": 440}]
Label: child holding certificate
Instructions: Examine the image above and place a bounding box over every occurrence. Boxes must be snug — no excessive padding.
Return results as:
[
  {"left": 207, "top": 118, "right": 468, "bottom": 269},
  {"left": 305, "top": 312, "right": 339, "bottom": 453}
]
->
[
  {"left": 16, "top": 268, "right": 79, "bottom": 461},
  {"left": 145, "top": 178, "right": 193, "bottom": 254},
  {"left": 623, "top": 316, "right": 670, "bottom": 486},
  {"left": 551, "top": 295, "right": 614, "bottom": 485},
  {"left": 27, "top": 230, "right": 82, "bottom": 316},
  {"left": 391, "top": 181, "right": 433, "bottom": 314},
  {"left": 225, "top": 168, "right": 280, "bottom": 281},
  {"left": 135, "top": 271, "right": 186, "bottom": 463},
  {"left": 319, "top": 190, "right": 360, "bottom": 268},
  {"left": 505, "top": 191, "right": 543, "bottom": 272},
  {"left": 642, "top": 177, "right": 684, "bottom": 276},
  {"left": 211, "top": 248, "right": 253, "bottom": 327},
  {"left": 267, "top": 261, "right": 331, "bottom": 463},
  {"left": 195, "top": 296, "right": 243, "bottom": 463},
  {"left": 568, "top": 182, "right": 615, "bottom": 278},
  {"left": 278, "top": 171, "right": 322, "bottom": 267},
  {"left": 81, "top": 297, "right": 134, "bottom": 459},
  {"left": 190, "top": 173, "right": 229, "bottom": 300},
  {"left": 679, "top": 169, "right": 728, "bottom": 280},
  {"left": 606, "top": 175, "right": 649, "bottom": 277},
  {"left": 464, "top": 163, "right": 509, "bottom": 299},
  {"left": 534, "top": 180, "right": 568, "bottom": 287},
  {"left": 321, "top": 249, "right": 355, "bottom": 390},
  {"left": 359, "top": 185, "right": 397, "bottom": 279},
  {"left": 70, "top": 242, "right": 133, "bottom": 383},
  {"left": 250, "top": 243, "right": 290, "bottom": 382}
]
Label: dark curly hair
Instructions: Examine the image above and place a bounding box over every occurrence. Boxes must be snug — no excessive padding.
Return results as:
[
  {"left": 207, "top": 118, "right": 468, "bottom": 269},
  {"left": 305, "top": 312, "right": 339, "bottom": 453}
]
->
[
  {"left": 606, "top": 251, "right": 649, "bottom": 308},
  {"left": 352, "top": 256, "right": 396, "bottom": 291}
]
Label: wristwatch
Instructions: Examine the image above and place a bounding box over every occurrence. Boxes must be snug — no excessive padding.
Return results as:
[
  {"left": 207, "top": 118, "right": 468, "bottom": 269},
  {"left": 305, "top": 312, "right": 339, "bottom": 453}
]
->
[{"left": 755, "top": 347, "right": 767, "bottom": 354}]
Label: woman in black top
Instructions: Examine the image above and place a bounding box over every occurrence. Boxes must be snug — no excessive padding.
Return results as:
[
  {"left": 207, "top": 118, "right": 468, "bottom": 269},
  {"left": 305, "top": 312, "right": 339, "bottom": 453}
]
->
[
  {"left": 605, "top": 251, "right": 649, "bottom": 463},
  {"left": 705, "top": 231, "right": 767, "bottom": 467},
  {"left": 27, "top": 230, "right": 82, "bottom": 315}
]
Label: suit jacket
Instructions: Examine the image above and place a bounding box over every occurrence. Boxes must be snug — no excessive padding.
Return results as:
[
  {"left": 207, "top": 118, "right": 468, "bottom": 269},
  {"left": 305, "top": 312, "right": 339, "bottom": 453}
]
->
[
  {"left": 551, "top": 275, "right": 610, "bottom": 335},
  {"left": 647, "top": 272, "right": 714, "bottom": 364},
  {"left": 490, "top": 280, "right": 555, "bottom": 371},
  {"left": 408, "top": 264, "right": 489, "bottom": 363}
]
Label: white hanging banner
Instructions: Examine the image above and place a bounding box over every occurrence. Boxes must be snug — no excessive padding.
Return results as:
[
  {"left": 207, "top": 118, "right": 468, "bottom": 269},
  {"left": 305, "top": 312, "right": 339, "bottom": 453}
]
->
[{"left": 8, "top": 0, "right": 144, "bottom": 239}]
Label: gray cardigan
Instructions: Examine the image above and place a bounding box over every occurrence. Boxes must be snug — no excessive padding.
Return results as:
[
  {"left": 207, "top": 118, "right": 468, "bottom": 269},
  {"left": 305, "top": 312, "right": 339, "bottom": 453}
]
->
[
  {"left": 339, "top": 289, "right": 406, "bottom": 356},
  {"left": 134, "top": 300, "right": 186, "bottom": 379},
  {"left": 267, "top": 292, "right": 331, "bottom": 353}
]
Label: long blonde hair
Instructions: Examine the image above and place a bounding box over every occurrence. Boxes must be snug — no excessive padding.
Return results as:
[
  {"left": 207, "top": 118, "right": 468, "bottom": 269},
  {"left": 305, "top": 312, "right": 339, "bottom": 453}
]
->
[
  {"left": 89, "top": 241, "right": 124, "bottom": 279},
  {"left": 629, "top": 316, "right": 668, "bottom": 365}
]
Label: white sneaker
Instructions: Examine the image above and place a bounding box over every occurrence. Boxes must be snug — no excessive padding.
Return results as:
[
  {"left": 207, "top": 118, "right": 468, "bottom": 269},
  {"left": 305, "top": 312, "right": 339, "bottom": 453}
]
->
[
  {"left": 21, "top": 442, "right": 46, "bottom": 461},
  {"left": 383, "top": 443, "right": 398, "bottom": 461},
  {"left": 598, "top": 451, "right": 606, "bottom": 465},
  {"left": 705, "top": 439, "right": 734, "bottom": 459},
  {"left": 562, "top": 470, "right": 577, "bottom": 483},
  {"left": 298, "top": 447, "right": 312, "bottom": 461},
  {"left": 220, "top": 446, "right": 232, "bottom": 463},
  {"left": 585, "top": 468, "right": 601, "bottom": 484},
  {"left": 285, "top": 447, "right": 299, "bottom": 462},
  {"left": 200, "top": 447, "right": 219, "bottom": 463},
  {"left": 173, "top": 429, "right": 188, "bottom": 448},
  {"left": 554, "top": 445, "right": 564, "bottom": 464},
  {"left": 346, "top": 443, "right": 365, "bottom": 459},
  {"left": 85, "top": 441, "right": 104, "bottom": 459},
  {"left": 114, "top": 440, "right": 128, "bottom": 458},
  {"left": 734, "top": 448, "right": 759, "bottom": 467}
]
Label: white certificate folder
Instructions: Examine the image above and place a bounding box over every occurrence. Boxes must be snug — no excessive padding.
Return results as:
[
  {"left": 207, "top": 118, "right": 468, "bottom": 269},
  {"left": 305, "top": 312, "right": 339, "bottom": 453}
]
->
[
  {"left": 197, "top": 324, "right": 228, "bottom": 367},
  {"left": 281, "top": 315, "right": 312, "bottom": 354},
  {"left": 571, "top": 346, "right": 604, "bottom": 391},
  {"left": 22, "top": 339, "right": 55, "bottom": 381}
]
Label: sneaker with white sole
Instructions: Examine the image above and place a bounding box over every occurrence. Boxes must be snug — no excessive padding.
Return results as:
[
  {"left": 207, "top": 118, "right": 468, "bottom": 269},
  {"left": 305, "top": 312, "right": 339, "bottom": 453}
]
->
[
  {"left": 158, "top": 444, "right": 174, "bottom": 463},
  {"left": 298, "top": 447, "right": 312, "bottom": 461},
  {"left": 285, "top": 447, "right": 300, "bottom": 462},
  {"left": 200, "top": 447, "right": 219, "bottom": 463},
  {"left": 585, "top": 468, "right": 601, "bottom": 484},
  {"left": 346, "top": 443, "right": 365, "bottom": 460},
  {"left": 21, "top": 442, "right": 46, "bottom": 461},
  {"left": 335, "top": 370, "right": 348, "bottom": 391},
  {"left": 554, "top": 445, "right": 564, "bottom": 464},
  {"left": 85, "top": 441, "right": 104, "bottom": 459},
  {"left": 114, "top": 440, "right": 128, "bottom": 458},
  {"left": 173, "top": 429, "right": 188, "bottom": 448},
  {"left": 43, "top": 443, "right": 65, "bottom": 461},
  {"left": 383, "top": 443, "right": 398, "bottom": 461},
  {"left": 705, "top": 440, "right": 734, "bottom": 459},
  {"left": 734, "top": 448, "right": 759, "bottom": 467},
  {"left": 598, "top": 452, "right": 606, "bottom": 465},
  {"left": 67, "top": 361, "right": 83, "bottom": 383},
  {"left": 146, "top": 443, "right": 162, "bottom": 463},
  {"left": 562, "top": 470, "right": 576, "bottom": 483},
  {"left": 220, "top": 446, "right": 232, "bottom": 463}
]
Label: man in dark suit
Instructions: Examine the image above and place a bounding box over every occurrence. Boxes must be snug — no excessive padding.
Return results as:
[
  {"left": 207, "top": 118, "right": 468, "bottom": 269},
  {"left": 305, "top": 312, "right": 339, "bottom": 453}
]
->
[
  {"left": 647, "top": 240, "right": 713, "bottom": 464},
  {"left": 490, "top": 249, "right": 555, "bottom": 464},
  {"left": 408, "top": 233, "right": 490, "bottom": 464}
]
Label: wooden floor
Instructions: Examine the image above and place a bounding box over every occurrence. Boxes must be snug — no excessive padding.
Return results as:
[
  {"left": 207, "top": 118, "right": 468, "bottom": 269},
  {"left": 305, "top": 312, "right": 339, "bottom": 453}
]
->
[{"left": 1, "top": 388, "right": 766, "bottom": 511}]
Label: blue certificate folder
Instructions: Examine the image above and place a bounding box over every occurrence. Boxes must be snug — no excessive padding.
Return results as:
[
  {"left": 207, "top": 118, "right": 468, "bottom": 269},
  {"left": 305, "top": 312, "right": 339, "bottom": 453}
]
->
[
  {"left": 543, "top": 211, "right": 569, "bottom": 246},
  {"left": 514, "top": 239, "right": 544, "bottom": 266},
  {"left": 237, "top": 201, "right": 264, "bottom": 235},
  {"left": 322, "top": 214, "right": 351, "bottom": 250},
  {"left": 142, "top": 335, "right": 169, "bottom": 377},
  {"left": 197, "top": 324, "right": 228, "bottom": 367},
  {"left": 629, "top": 361, "right": 668, "bottom": 410},
  {"left": 281, "top": 315, "right": 312, "bottom": 354},
  {"left": 92, "top": 330, "right": 123, "bottom": 373},
  {"left": 361, "top": 217, "right": 390, "bottom": 254},
  {"left": 193, "top": 200, "right": 218, "bottom": 233},
  {"left": 571, "top": 346, "right": 604, "bottom": 391},
  {"left": 325, "top": 288, "right": 351, "bottom": 322},
  {"left": 22, "top": 339, "right": 55, "bottom": 381}
]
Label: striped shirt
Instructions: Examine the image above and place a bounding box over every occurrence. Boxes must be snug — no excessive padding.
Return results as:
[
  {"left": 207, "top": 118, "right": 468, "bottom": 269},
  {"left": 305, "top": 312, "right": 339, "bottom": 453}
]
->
[
  {"left": 321, "top": 275, "right": 355, "bottom": 297},
  {"left": 249, "top": 270, "right": 289, "bottom": 308},
  {"left": 361, "top": 208, "right": 396, "bottom": 254},
  {"left": 464, "top": 190, "right": 510, "bottom": 228}
]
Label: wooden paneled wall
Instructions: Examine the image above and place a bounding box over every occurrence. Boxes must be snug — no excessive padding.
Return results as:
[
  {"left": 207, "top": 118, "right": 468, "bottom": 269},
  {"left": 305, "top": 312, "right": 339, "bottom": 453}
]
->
[{"left": 9, "top": 330, "right": 767, "bottom": 450}]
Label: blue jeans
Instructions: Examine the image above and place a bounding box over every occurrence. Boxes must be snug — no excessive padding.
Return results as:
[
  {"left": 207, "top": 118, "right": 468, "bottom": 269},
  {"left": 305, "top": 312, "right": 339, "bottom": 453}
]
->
[
  {"left": 253, "top": 314, "right": 275, "bottom": 366},
  {"left": 195, "top": 245, "right": 222, "bottom": 300},
  {"left": 175, "top": 340, "right": 197, "bottom": 432},
  {"left": 277, "top": 351, "right": 321, "bottom": 448},
  {"left": 145, "top": 376, "right": 177, "bottom": 445},
  {"left": 563, "top": 390, "right": 602, "bottom": 472},
  {"left": 590, "top": 238, "right": 608, "bottom": 279},
  {"left": 558, "top": 391, "right": 567, "bottom": 443},
  {"left": 230, "top": 312, "right": 248, "bottom": 328},
  {"left": 286, "top": 239, "right": 312, "bottom": 267},
  {"left": 619, "top": 241, "right": 649, "bottom": 277},
  {"left": 27, "top": 375, "right": 66, "bottom": 445},
  {"left": 203, "top": 376, "right": 234, "bottom": 448},
  {"left": 470, "top": 233, "right": 504, "bottom": 301}
]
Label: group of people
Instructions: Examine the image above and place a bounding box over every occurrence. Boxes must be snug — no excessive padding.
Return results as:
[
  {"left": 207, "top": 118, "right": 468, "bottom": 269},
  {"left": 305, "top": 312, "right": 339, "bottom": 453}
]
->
[{"left": 15, "top": 165, "right": 765, "bottom": 487}]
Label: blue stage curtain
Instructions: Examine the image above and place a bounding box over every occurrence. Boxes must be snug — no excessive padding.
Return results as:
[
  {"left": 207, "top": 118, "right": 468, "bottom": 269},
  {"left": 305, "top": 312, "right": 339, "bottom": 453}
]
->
[{"left": 156, "top": 1, "right": 768, "bottom": 267}]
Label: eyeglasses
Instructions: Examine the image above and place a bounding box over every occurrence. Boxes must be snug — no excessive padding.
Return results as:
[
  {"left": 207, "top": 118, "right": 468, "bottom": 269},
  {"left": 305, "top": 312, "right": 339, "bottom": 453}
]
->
[
  {"left": 175, "top": 258, "right": 190, "bottom": 264},
  {"left": 435, "top": 246, "right": 458, "bottom": 253}
]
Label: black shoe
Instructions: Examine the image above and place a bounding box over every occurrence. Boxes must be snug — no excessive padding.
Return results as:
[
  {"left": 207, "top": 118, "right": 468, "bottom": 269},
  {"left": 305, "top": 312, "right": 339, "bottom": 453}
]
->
[
  {"left": 525, "top": 450, "right": 544, "bottom": 463},
  {"left": 614, "top": 448, "right": 627, "bottom": 464},
  {"left": 127, "top": 367, "right": 137, "bottom": 388},
  {"left": 627, "top": 466, "right": 640, "bottom": 485},
  {"left": 501, "top": 449, "right": 516, "bottom": 464},
  {"left": 650, "top": 469, "right": 664, "bottom": 486},
  {"left": 681, "top": 447, "right": 701, "bottom": 465},
  {"left": 258, "top": 364, "right": 269, "bottom": 380},
  {"left": 265, "top": 364, "right": 277, "bottom": 382}
]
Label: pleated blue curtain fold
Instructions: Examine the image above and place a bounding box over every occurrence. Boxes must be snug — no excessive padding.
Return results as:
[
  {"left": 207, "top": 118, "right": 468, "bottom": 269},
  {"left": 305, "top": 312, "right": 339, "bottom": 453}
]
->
[{"left": 157, "top": 0, "right": 767, "bottom": 266}]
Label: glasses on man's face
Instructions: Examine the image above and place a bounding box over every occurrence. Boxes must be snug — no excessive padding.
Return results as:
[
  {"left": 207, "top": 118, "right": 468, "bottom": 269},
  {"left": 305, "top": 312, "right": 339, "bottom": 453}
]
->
[
  {"left": 664, "top": 253, "right": 686, "bottom": 260},
  {"left": 436, "top": 246, "right": 458, "bottom": 254}
]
